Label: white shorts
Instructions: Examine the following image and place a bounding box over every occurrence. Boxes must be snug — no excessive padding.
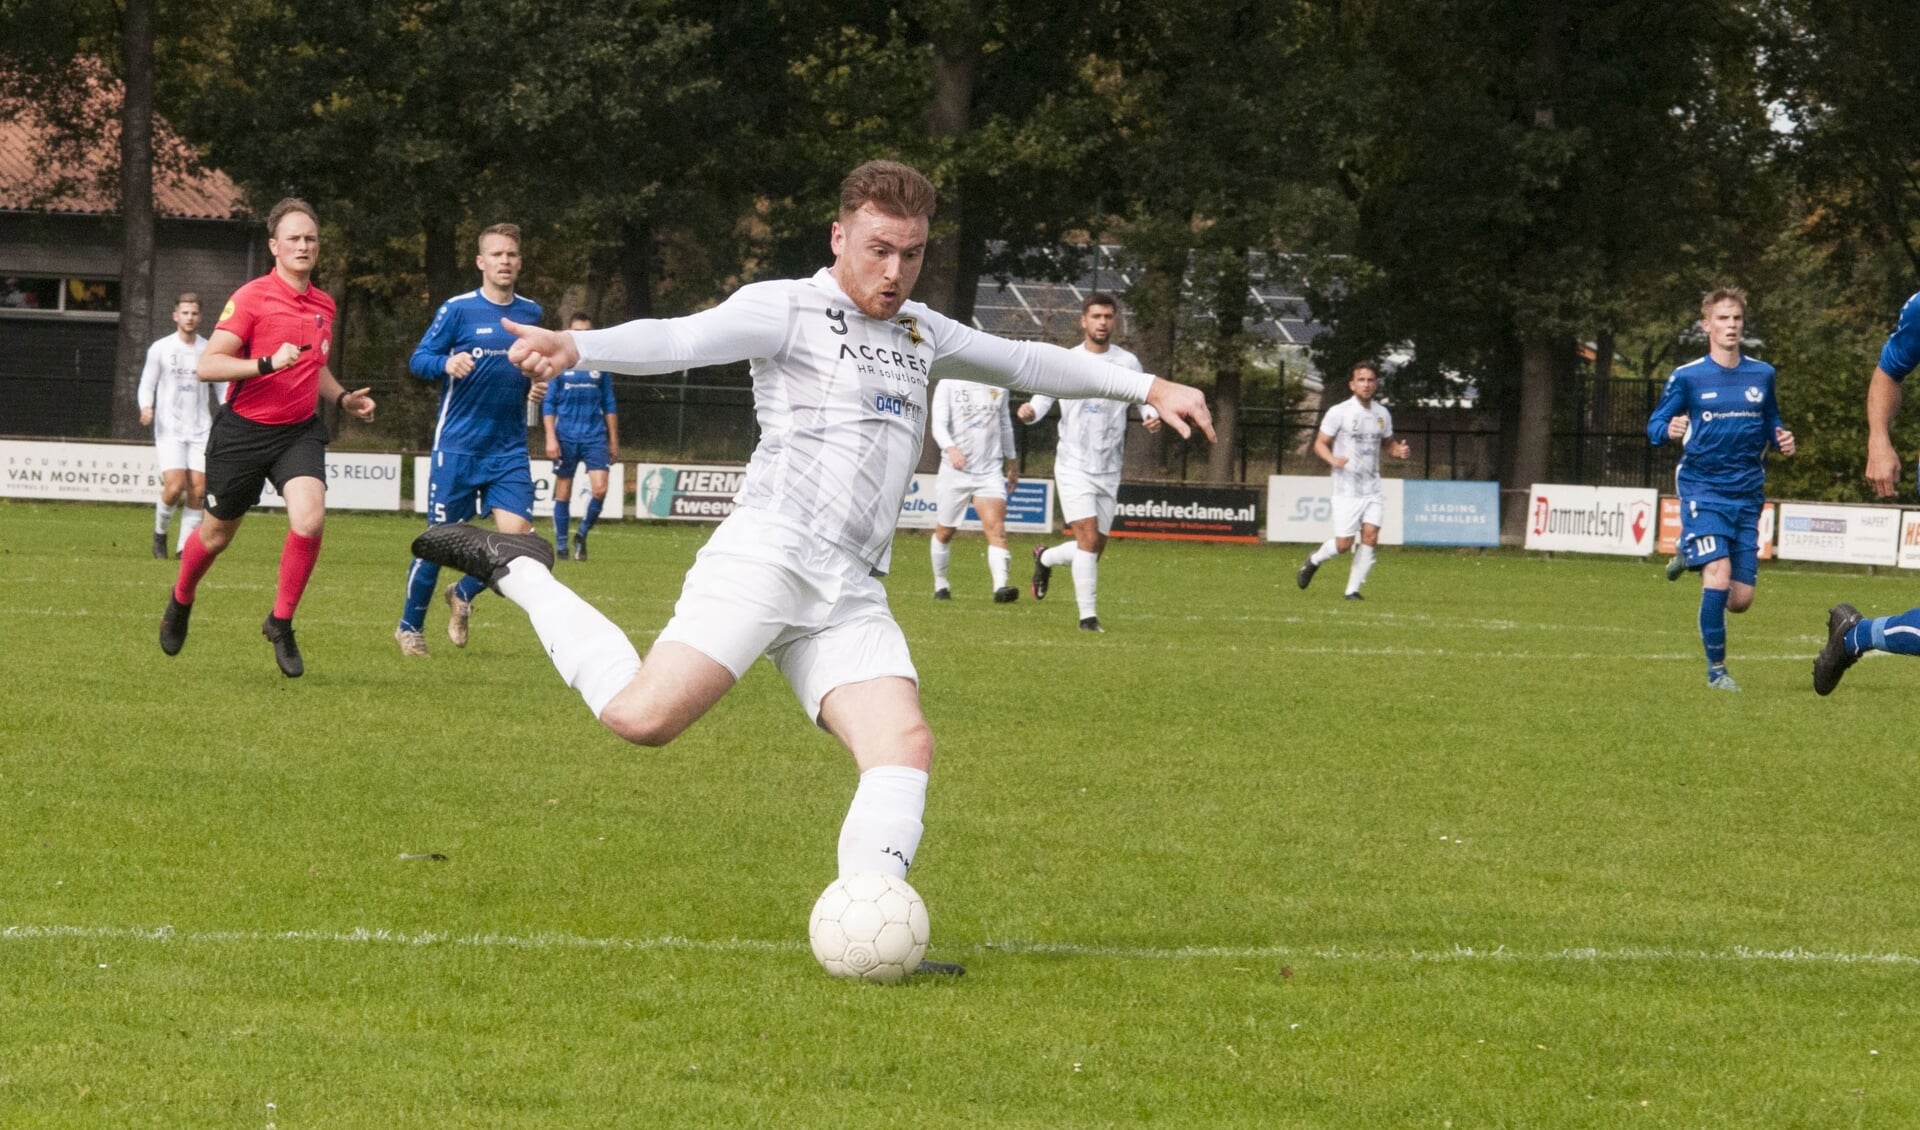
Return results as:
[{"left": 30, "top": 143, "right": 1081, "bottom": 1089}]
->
[
  {"left": 1055, "top": 465, "right": 1119, "bottom": 534},
  {"left": 154, "top": 435, "right": 208, "bottom": 474},
  {"left": 934, "top": 464, "right": 1007, "bottom": 528},
  {"left": 1333, "top": 494, "right": 1386, "bottom": 538},
  {"left": 654, "top": 509, "right": 917, "bottom": 723}
]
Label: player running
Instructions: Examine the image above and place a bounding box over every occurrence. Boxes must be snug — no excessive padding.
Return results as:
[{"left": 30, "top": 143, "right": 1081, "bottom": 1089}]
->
[
  {"left": 928, "top": 377, "right": 1020, "bottom": 601},
  {"left": 137, "top": 292, "right": 220, "bottom": 558},
  {"left": 1020, "top": 292, "right": 1161, "bottom": 632},
  {"left": 1296, "top": 362, "right": 1410, "bottom": 600},
  {"left": 159, "top": 198, "right": 377, "bottom": 677},
  {"left": 542, "top": 313, "right": 620, "bottom": 562},
  {"left": 1648, "top": 287, "right": 1794, "bottom": 692},
  {"left": 410, "top": 162, "right": 1213, "bottom": 976},
  {"left": 395, "top": 223, "right": 544, "bottom": 657},
  {"left": 1814, "top": 284, "right": 1920, "bottom": 694}
]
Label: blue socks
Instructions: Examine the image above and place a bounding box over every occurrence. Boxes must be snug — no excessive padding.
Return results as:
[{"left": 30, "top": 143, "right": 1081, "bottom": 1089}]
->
[
  {"left": 400, "top": 556, "right": 439, "bottom": 633},
  {"left": 1846, "top": 608, "right": 1920, "bottom": 657},
  {"left": 1699, "top": 587, "right": 1729, "bottom": 675},
  {"left": 553, "top": 500, "right": 570, "bottom": 555},
  {"left": 578, "top": 496, "right": 604, "bottom": 543},
  {"left": 453, "top": 572, "right": 486, "bottom": 603}
]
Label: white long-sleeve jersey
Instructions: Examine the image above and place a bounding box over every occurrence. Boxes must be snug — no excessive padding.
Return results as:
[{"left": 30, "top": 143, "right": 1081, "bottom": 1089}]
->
[
  {"left": 136, "top": 333, "right": 221, "bottom": 441},
  {"left": 572, "top": 269, "right": 1154, "bottom": 573},
  {"left": 930, "top": 378, "right": 1017, "bottom": 471},
  {"left": 1023, "top": 343, "right": 1152, "bottom": 476}
]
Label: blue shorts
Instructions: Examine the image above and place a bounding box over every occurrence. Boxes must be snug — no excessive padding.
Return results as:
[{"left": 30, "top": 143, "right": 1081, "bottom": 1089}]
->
[
  {"left": 1680, "top": 496, "right": 1761, "bottom": 585},
  {"left": 553, "top": 437, "right": 610, "bottom": 479},
  {"left": 425, "top": 449, "right": 535, "bottom": 526}
]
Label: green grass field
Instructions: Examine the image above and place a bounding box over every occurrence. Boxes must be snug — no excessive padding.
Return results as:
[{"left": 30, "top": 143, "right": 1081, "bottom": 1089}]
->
[{"left": 3, "top": 499, "right": 1918, "bottom": 1126}]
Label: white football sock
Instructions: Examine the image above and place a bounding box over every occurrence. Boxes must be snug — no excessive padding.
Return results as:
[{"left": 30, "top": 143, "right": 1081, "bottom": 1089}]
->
[
  {"left": 178, "top": 508, "right": 204, "bottom": 551},
  {"left": 1346, "top": 544, "right": 1376, "bottom": 593},
  {"left": 929, "top": 538, "right": 951, "bottom": 590},
  {"left": 154, "top": 501, "right": 177, "bottom": 536},
  {"left": 497, "top": 558, "right": 641, "bottom": 718},
  {"left": 1072, "top": 548, "right": 1099, "bottom": 620},
  {"left": 987, "top": 545, "right": 1011, "bottom": 590},
  {"left": 837, "top": 764, "right": 928, "bottom": 879},
  {"left": 1041, "top": 541, "right": 1076, "bottom": 568},
  {"left": 1309, "top": 538, "right": 1340, "bottom": 566}
]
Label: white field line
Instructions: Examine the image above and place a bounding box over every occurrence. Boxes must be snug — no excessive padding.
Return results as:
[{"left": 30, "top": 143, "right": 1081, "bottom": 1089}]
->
[
  {"left": 3, "top": 924, "right": 1915, "bottom": 968},
  {"left": 981, "top": 639, "right": 1846, "bottom": 663}
]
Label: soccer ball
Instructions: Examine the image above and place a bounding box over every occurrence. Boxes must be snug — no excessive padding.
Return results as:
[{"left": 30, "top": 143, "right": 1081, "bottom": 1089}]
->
[{"left": 808, "top": 872, "right": 929, "bottom": 983}]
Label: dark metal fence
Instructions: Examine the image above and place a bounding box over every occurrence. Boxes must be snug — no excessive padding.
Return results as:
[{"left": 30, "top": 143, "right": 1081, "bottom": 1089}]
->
[
  {"left": 590, "top": 375, "right": 1679, "bottom": 490},
  {"left": 282, "top": 370, "right": 1678, "bottom": 495}
]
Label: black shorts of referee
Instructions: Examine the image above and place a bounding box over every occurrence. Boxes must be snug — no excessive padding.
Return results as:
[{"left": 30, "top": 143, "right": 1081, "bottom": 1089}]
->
[{"left": 202, "top": 410, "right": 329, "bottom": 521}]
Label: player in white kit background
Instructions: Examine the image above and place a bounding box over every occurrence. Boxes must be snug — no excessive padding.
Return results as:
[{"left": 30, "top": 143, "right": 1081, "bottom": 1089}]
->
[
  {"left": 136, "top": 293, "right": 222, "bottom": 559},
  {"left": 928, "top": 377, "right": 1020, "bottom": 601},
  {"left": 1019, "top": 292, "right": 1160, "bottom": 632},
  {"left": 410, "top": 162, "right": 1214, "bottom": 972},
  {"left": 1297, "top": 362, "right": 1409, "bottom": 600}
]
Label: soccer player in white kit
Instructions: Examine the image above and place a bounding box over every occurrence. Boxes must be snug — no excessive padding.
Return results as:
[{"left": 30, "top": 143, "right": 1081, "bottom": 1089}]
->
[
  {"left": 1019, "top": 292, "right": 1161, "bottom": 632},
  {"left": 1296, "top": 362, "right": 1409, "bottom": 600},
  {"left": 928, "top": 377, "right": 1020, "bottom": 601},
  {"left": 136, "top": 293, "right": 222, "bottom": 559},
  {"left": 409, "top": 162, "right": 1215, "bottom": 970}
]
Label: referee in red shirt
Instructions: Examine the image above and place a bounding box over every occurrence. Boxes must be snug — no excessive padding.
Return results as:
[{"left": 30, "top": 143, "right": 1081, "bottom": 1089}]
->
[{"left": 159, "top": 198, "right": 376, "bottom": 676}]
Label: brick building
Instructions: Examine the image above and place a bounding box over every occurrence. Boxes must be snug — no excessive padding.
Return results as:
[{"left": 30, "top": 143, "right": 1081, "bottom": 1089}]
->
[{"left": 0, "top": 89, "right": 254, "bottom": 437}]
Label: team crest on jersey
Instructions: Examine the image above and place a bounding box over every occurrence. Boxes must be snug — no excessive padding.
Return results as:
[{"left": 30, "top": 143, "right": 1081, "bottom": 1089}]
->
[
  {"left": 1745, "top": 386, "right": 1762, "bottom": 403},
  {"left": 826, "top": 308, "right": 848, "bottom": 335},
  {"left": 896, "top": 316, "right": 923, "bottom": 346},
  {"left": 220, "top": 300, "right": 235, "bottom": 321}
]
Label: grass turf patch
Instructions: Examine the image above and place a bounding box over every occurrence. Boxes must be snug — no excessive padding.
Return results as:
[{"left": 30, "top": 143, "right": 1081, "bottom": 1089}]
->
[{"left": 1, "top": 500, "right": 1916, "bottom": 1125}]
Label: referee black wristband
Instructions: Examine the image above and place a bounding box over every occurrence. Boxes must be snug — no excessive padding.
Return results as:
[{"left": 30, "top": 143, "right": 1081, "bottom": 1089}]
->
[
  {"left": 336, "top": 389, "right": 349, "bottom": 410},
  {"left": 258, "top": 356, "right": 274, "bottom": 375}
]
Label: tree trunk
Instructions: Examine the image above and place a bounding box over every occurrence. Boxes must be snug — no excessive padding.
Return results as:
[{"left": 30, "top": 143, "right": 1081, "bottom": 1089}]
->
[
  {"left": 617, "top": 215, "right": 655, "bottom": 321},
  {"left": 914, "top": 0, "right": 985, "bottom": 319},
  {"left": 111, "top": 0, "right": 156, "bottom": 440},
  {"left": 1501, "top": 336, "right": 1556, "bottom": 540},
  {"left": 1126, "top": 234, "right": 1188, "bottom": 479},
  {"left": 1207, "top": 357, "right": 1241, "bottom": 484},
  {"left": 424, "top": 215, "right": 461, "bottom": 310},
  {"left": 1205, "top": 247, "right": 1252, "bottom": 484}
]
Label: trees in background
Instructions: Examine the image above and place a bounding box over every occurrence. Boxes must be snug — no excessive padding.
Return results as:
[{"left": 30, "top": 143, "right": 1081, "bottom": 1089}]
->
[
  {"left": 1304, "top": 0, "right": 1786, "bottom": 529},
  {"left": 7, "top": 0, "right": 1920, "bottom": 495}
]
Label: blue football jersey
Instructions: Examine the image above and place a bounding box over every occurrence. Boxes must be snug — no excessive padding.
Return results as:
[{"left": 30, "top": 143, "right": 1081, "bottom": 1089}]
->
[
  {"left": 409, "top": 289, "right": 544, "bottom": 455},
  {"left": 1647, "top": 354, "right": 1784, "bottom": 503},
  {"left": 1878, "top": 290, "right": 1920, "bottom": 382},
  {"left": 541, "top": 368, "right": 617, "bottom": 442}
]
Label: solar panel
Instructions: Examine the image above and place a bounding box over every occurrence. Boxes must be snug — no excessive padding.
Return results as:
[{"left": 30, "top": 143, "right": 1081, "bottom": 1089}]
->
[{"left": 969, "top": 243, "right": 1328, "bottom": 346}]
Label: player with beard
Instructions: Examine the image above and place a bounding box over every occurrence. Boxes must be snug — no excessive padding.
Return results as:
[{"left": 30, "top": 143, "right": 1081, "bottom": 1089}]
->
[{"left": 409, "top": 161, "right": 1214, "bottom": 973}]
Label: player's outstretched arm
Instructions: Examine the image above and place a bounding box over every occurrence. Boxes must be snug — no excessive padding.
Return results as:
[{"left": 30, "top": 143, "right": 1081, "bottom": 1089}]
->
[
  {"left": 504, "top": 318, "right": 580, "bottom": 381},
  {"left": 1144, "top": 378, "right": 1214, "bottom": 442},
  {"left": 1866, "top": 367, "right": 1904, "bottom": 497}
]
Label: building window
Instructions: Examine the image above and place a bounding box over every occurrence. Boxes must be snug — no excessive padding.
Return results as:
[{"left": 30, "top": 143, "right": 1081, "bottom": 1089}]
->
[{"left": 0, "top": 274, "right": 121, "bottom": 319}]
